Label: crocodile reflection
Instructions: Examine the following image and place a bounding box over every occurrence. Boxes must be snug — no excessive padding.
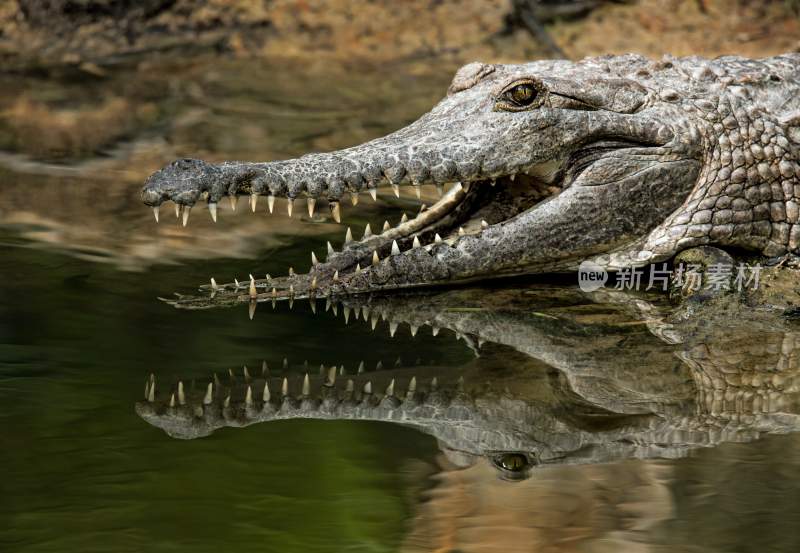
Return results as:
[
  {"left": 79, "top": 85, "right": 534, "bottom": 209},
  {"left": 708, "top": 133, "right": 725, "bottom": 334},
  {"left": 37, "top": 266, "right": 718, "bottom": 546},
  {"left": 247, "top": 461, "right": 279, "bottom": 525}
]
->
[{"left": 136, "top": 286, "right": 800, "bottom": 478}]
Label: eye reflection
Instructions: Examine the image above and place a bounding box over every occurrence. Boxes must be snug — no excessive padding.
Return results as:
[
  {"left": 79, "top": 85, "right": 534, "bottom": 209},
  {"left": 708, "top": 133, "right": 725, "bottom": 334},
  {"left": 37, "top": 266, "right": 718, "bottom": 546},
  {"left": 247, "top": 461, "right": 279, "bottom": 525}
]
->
[{"left": 492, "top": 452, "right": 535, "bottom": 481}]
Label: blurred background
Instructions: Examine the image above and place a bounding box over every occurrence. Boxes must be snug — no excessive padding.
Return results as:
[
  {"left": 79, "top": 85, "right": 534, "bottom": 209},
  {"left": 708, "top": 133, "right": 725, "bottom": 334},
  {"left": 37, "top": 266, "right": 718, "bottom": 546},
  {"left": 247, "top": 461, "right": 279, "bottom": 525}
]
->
[{"left": 2, "top": 2, "right": 800, "bottom": 552}]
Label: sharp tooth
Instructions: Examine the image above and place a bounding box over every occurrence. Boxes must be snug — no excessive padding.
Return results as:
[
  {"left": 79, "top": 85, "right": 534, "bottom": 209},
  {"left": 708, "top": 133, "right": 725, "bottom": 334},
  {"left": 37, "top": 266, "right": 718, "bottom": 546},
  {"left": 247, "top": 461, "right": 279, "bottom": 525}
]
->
[
  {"left": 309, "top": 297, "right": 317, "bottom": 314},
  {"left": 436, "top": 184, "right": 443, "bottom": 197},
  {"left": 178, "top": 381, "right": 186, "bottom": 405},
  {"left": 244, "top": 365, "right": 251, "bottom": 380},
  {"left": 385, "top": 379, "right": 395, "bottom": 397},
  {"left": 234, "top": 278, "right": 241, "bottom": 288},
  {"left": 169, "top": 393, "right": 176, "bottom": 408},
  {"left": 391, "top": 183, "right": 400, "bottom": 198},
  {"left": 210, "top": 277, "right": 218, "bottom": 290},
  {"left": 208, "top": 202, "right": 217, "bottom": 222},
  {"left": 400, "top": 213, "right": 408, "bottom": 224},
  {"left": 434, "top": 233, "right": 442, "bottom": 244},
  {"left": 419, "top": 204, "right": 427, "bottom": 213},
  {"left": 262, "top": 360, "right": 269, "bottom": 376},
  {"left": 414, "top": 185, "right": 421, "bottom": 199},
  {"left": 311, "top": 251, "right": 319, "bottom": 266},
  {"left": 307, "top": 197, "right": 316, "bottom": 217},
  {"left": 181, "top": 206, "right": 191, "bottom": 227},
  {"left": 372, "top": 251, "right": 380, "bottom": 266},
  {"left": 371, "top": 315, "right": 379, "bottom": 330},
  {"left": 408, "top": 376, "right": 417, "bottom": 393},
  {"left": 458, "top": 227, "right": 465, "bottom": 236},
  {"left": 490, "top": 178, "right": 496, "bottom": 186},
  {"left": 432, "top": 326, "right": 440, "bottom": 336},
  {"left": 330, "top": 202, "right": 341, "bottom": 223},
  {"left": 267, "top": 195, "right": 275, "bottom": 214},
  {"left": 249, "top": 276, "right": 257, "bottom": 298},
  {"left": 510, "top": 174, "right": 516, "bottom": 181},
  {"left": 245, "top": 385, "right": 253, "bottom": 407},
  {"left": 281, "top": 377, "right": 289, "bottom": 397},
  {"left": 355, "top": 263, "right": 362, "bottom": 274},
  {"left": 369, "top": 188, "right": 377, "bottom": 201},
  {"left": 391, "top": 240, "right": 400, "bottom": 255},
  {"left": 350, "top": 191, "right": 359, "bottom": 206},
  {"left": 271, "top": 287, "right": 277, "bottom": 298},
  {"left": 283, "top": 358, "right": 289, "bottom": 370},
  {"left": 410, "top": 325, "right": 418, "bottom": 337},
  {"left": 148, "top": 379, "right": 155, "bottom": 402},
  {"left": 287, "top": 198, "right": 294, "bottom": 218},
  {"left": 229, "top": 194, "right": 238, "bottom": 211},
  {"left": 339, "top": 365, "right": 345, "bottom": 376},
  {"left": 389, "top": 322, "right": 398, "bottom": 337},
  {"left": 431, "top": 377, "right": 438, "bottom": 391},
  {"left": 363, "top": 223, "right": 373, "bottom": 239},
  {"left": 376, "top": 361, "right": 383, "bottom": 370},
  {"left": 344, "top": 307, "right": 350, "bottom": 324},
  {"left": 310, "top": 276, "right": 317, "bottom": 290},
  {"left": 263, "top": 381, "right": 271, "bottom": 402},
  {"left": 363, "top": 381, "right": 373, "bottom": 394},
  {"left": 249, "top": 299, "right": 257, "bottom": 320},
  {"left": 174, "top": 203, "right": 181, "bottom": 218},
  {"left": 382, "top": 220, "right": 390, "bottom": 232},
  {"left": 201, "top": 383, "right": 213, "bottom": 405},
  {"left": 345, "top": 227, "right": 353, "bottom": 243},
  {"left": 326, "top": 365, "right": 337, "bottom": 386},
  {"left": 289, "top": 284, "right": 295, "bottom": 296},
  {"left": 302, "top": 373, "right": 310, "bottom": 396},
  {"left": 289, "top": 267, "right": 295, "bottom": 276},
  {"left": 453, "top": 182, "right": 463, "bottom": 192},
  {"left": 224, "top": 394, "right": 230, "bottom": 408},
  {"left": 346, "top": 379, "right": 354, "bottom": 393},
  {"left": 412, "top": 236, "right": 421, "bottom": 248},
  {"left": 250, "top": 193, "right": 258, "bottom": 212},
  {"left": 327, "top": 241, "right": 335, "bottom": 258},
  {"left": 333, "top": 270, "right": 339, "bottom": 281},
  {"left": 152, "top": 205, "right": 160, "bottom": 223},
  {"left": 357, "top": 361, "right": 365, "bottom": 373},
  {"left": 481, "top": 220, "right": 489, "bottom": 229},
  {"left": 394, "top": 356, "right": 402, "bottom": 367}
]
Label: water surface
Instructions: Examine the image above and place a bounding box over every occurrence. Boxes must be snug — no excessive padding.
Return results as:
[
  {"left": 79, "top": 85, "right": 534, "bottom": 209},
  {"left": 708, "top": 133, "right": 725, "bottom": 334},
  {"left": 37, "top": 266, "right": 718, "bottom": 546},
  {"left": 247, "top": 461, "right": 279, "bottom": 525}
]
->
[{"left": 2, "top": 57, "right": 800, "bottom": 553}]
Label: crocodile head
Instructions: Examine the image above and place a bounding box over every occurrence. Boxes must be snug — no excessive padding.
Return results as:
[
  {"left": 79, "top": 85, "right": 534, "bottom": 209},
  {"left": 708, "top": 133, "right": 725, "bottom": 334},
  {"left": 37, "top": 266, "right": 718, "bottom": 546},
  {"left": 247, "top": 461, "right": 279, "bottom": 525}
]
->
[{"left": 142, "top": 54, "right": 800, "bottom": 299}]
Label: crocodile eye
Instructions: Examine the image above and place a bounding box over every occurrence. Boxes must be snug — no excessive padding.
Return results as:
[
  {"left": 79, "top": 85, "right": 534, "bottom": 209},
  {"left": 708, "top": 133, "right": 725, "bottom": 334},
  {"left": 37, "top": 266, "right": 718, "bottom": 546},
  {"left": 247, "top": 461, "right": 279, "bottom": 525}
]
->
[
  {"left": 495, "top": 79, "right": 545, "bottom": 112},
  {"left": 509, "top": 84, "right": 536, "bottom": 105}
]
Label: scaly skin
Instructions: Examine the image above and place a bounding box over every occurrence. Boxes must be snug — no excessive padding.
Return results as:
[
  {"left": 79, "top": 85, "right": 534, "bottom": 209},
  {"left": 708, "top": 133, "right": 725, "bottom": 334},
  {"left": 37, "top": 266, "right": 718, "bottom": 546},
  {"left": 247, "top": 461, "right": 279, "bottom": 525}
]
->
[
  {"left": 142, "top": 53, "right": 800, "bottom": 300},
  {"left": 136, "top": 286, "right": 800, "bottom": 479}
]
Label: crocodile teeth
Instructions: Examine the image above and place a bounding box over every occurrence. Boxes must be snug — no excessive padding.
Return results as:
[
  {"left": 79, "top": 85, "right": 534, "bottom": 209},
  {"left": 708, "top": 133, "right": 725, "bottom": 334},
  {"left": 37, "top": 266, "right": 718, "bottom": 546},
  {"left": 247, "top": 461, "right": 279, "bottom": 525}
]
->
[
  {"left": 263, "top": 381, "right": 271, "bottom": 402},
  {"left": 363, "top": 381, "right": 373, "bottom": 394},
  {"left": 302, "top": 373, "right": 310, "bottom": 396},
  {"left": 369, "top": 188, "right": 377, "bottom": 201},
  {"left": 333, "top": 270, "right": 339, "bottom": 281},
  {"left": 248, "top": 300, "right": 257, "bottom": 320},
  {"left": 267, "top": 195, "right": 275, "bottom": 214},
  {"left": 372, "top": 250, "right": 380, "bottom": 265},
  {"left": 181, "top": 206, "right": 191, "bottom": 227},
  {"left": 481, "top": 220, "right": 488, "bottom": 229},
  {"left": 287, "top": 199, "right": 294, "bottom": 218},
  {"left": 436, "top": 184, "right": 443, "bottom": 197},
  {"left": 389, "top": 322, "right": 398, "bottom": 337},
  {"left": 249, "top": 276, "right": 257, "bottom": 298},
  {"left": 250, "top": 193, "right": 258, "bottom": 212},
  {"left": 229, "top": 195, "right": 238, "bottom": 211},
  {"left": 311, "top": 251, "right": 319, "bottom": 266},
  {"left": 357, "top": 361, "right": 365, "bottom": 373},
  {"left": 414, "top": 185, "right": 421, "bottom": 199},
  {"left": 327, "top": 241, "right": 335, "bottom": 258},
  {"left": 178, "top": 381, "right": 186, "bottom": 405},
  {"left": 147, "top": 379, "right": 155, "bottom": 402},
  {"left": 330, "top": 202, "right": 341, "bottom": 223},
  {"left": 434, "top": 233, "right": 442, "bottom": 244},
  {"left": 382, "top": 220, "right": 390, "bottom": 232},
  {"left": 412, "top": 236, "right": 421, "bottom": 248},
  {"left": 385, "top": 379, "right": 395, "bottom": 397},
  {"left": 245, "top": 385, "right": 253, "bottom": 407},
  {"left": 458, "top": 227, "right": 465, "bottom": 236},
  {"left": 391, "top": 240, "right": 400, "bottom": 255},
  {"left": 355, "top": 264, "right": 362, "bottom": 275},
  {"left": 391, "top": 184, "right": 400, "bottom": 198},
  {"left": 363, "top": 223, "right": 373, "bottom": 239},
  {"left": 152, "top": 205, "right": 160, "bottom": 223},
  {"left": 169, "top": 393, "right": 176, "bottom": 408},
  {"left": 350, "top": 191, "right": 359, "bottom": 206},
  {"left": 281, "top": 377, "right": 289, "bottom": 396},
  {"left": 307, "top": 197, "right": 316, "bottom": 217},
  {"left": 376, "top": 361, "right": 383, "bottom": 370},
  {"left": 208, "top": 202, "right": 218, "bottom": 222},
  {"left": 400, "top": 213, "right": 408, "bottom": 224},
  {"left": 174, "top": 203, "right": 181, "bottom": 218}
]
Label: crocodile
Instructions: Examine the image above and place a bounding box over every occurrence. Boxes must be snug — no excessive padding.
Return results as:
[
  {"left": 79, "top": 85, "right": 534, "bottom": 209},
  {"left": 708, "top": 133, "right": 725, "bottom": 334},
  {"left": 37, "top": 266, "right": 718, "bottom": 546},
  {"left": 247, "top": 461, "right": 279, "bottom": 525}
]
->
[
  {"left": 141, "top": 53, "right": 800, "bottom": 301},
  {"left": 136, "top": 285, "right": 800, "bottom": 479}
]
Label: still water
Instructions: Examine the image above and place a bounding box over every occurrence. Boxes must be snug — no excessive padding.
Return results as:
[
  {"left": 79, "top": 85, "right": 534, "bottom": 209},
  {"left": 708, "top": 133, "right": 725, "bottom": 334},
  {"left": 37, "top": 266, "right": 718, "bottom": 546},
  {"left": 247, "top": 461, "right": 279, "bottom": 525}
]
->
[{"left": 1, "top": 57, "right": 800, "bottom": 552}]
